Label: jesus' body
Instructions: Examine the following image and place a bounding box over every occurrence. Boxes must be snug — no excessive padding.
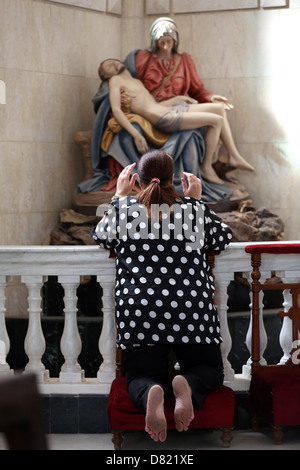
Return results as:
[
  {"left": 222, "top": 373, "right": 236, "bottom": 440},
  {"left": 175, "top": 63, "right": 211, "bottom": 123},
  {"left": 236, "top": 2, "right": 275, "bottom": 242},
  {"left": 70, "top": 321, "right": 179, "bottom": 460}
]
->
[{"left": 99, "top": 59, "right": 254, "bottom": 185}]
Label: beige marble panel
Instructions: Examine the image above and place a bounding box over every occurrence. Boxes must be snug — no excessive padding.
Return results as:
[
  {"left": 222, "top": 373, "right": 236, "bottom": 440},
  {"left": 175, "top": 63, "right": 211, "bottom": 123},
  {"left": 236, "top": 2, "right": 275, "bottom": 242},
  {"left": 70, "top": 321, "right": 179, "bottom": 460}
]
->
[
  {"left": 121, "top": 18, "right": 146, "bottom": 58},
  {"left": 3, "top": 69, "right": 63, "bottom": 143},
  {"left": 276, "top": 208, "right": 300, "bottom": 241},
  {"left": 84, "top": 14, "right": 122, "bottom": 78},
  {"left": 173, "top": 0, "right": 258, "bottom": 13},
  {"left": 171, "top": 15, "right": 193, "bottom": 56},
  {"left": 49, "top": 0, "right": 106, "bottom": 11},
  {"left": 236, "top": 143, "right": 288, "bottom": 206},
  {"left": 0, "top": 211, "right": 61, "bottom": 245},
  {"left": 122, "top": 0, "right": 144, "bottom": 17},
  {"left": 233, "top": 77, "right": 288, "bottom": 145},
  {"left": 0, "top": 3, "right": 4, "bottom": 66},
  {"left": 0, "top": 69, "right": 5, "bottom": 142},
  {"left": 0, "top": 142, "right": 35, "bottom": 215},
  {"left": 0, "top": 108, "right": 4, "bottom": 142},
  {"left": 3, "top": 69, "right": 97, "bottom": 145},
  {"left": 277, "top": 8, "right": 300, "bottom": 83},
  {"left": 0, "top": 141, "right": 83, "bottom": 215},
  {"left": 145, "top": 0, "right": 170, "bottom": 15},
  {"left": 2, "top": 0, "right": 39, "bottom": 72},
  {"left": 190, "top": 10, "right": 280, "bottom": 80},
  {"left": 74, "top": 76, "right": 101, "bottom": 132},
  {"left": 31, "top": 1, "right": 88, "bottom": 76},
  {"left": 261, "top": 0, "right": 288, "bottom": 7},
  {"left": 107, "top": 0, "right": 122, "bottom": 15},
  {"left": 60, "top": 74, "right": 97, "bottom": 142},
  {"left": 234, "top": 142, "right": 299, "bottom": 240},
  {"left": 276, "top": 143, "right": 300, "bottom": 211},
  {"left": 0, "top": 80, "right": 5, "bottom": 104},
  {"left": 31, "top": 142, "right": 84, "bottom": 213},
  {"left": 2, "top": 0, "right": 86, "bottom": 76}
]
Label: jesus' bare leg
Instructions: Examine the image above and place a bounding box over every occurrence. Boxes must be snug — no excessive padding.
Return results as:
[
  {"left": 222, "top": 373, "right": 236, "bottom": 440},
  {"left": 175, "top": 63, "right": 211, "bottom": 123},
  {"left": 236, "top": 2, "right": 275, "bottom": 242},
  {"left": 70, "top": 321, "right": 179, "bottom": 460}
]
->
[
  {"left": 179, "top": 111, "right": 225, "bottom": 184},
  {"left": 187, "top": 102, "right": 254, "bottom": 173}
]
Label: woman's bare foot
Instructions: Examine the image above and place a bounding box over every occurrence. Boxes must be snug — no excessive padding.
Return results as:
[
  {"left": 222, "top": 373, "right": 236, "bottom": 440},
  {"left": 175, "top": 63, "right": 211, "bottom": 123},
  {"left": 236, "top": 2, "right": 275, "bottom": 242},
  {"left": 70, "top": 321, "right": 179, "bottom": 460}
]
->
[
  {"left": 172, "top": 375, "right": 194, "bottom": 432},
  {"left": 145, "top": 385, "right": 167, "bottom": 442}
]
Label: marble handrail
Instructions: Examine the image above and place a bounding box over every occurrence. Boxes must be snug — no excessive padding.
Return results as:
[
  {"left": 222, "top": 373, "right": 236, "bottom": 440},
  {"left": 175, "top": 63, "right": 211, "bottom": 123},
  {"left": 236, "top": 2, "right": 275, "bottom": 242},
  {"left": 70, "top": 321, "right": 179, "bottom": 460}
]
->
[{"left": 0, "top": 241, "right": 299, "bottom": 393}]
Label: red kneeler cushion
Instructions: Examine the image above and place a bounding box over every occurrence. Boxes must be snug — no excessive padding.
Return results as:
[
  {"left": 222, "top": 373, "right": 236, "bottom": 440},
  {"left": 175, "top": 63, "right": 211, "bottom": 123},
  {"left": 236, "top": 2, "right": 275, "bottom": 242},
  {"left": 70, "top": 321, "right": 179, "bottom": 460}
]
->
[
  {"left": 249, "top": 367, "right": 300, "bottom": 426},
  {"left": 107, "top": 377, "right": 235, "bottom": 431}
]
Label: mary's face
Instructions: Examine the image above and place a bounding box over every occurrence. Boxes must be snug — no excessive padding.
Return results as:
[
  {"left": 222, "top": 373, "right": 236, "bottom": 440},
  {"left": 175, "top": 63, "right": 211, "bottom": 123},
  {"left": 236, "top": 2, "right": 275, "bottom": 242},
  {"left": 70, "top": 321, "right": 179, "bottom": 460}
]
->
[{"left": 156, "top": 36, "right": 174, "bottom": 55}]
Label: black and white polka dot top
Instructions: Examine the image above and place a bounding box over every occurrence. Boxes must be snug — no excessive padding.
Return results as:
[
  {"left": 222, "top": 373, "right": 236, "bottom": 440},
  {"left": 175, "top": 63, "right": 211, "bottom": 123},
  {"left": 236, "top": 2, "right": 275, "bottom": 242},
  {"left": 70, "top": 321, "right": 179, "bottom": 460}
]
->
[{"left": 92, "top": 196, "right": 232, "bottom": 349}]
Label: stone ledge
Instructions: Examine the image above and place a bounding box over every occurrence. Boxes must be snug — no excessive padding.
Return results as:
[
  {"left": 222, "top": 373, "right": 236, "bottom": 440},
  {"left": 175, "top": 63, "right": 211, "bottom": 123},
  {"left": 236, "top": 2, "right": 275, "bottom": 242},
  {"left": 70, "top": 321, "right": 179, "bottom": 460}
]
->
[
  {"left": 145, "top": 0, "right": 290, "bottom": 14},
  {"left": 48, "top": 0, "right": 122, "bottom": 14}
]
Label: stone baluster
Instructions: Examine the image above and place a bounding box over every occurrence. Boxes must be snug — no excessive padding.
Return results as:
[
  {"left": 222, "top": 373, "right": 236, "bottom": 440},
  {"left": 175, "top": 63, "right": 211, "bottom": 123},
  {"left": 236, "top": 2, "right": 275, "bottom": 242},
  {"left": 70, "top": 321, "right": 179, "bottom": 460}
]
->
[
  {"left": 214, "top": 274, "right": 235, "bottom": 381},
  {"left": 58, "top": 276, "right": 84, "bottom": 383},
  {"left": 277, "top": 272, "right": 300, "bottom": 364},
  {"left": 22, "top": 276, "right": 49, "bottom": 382},
  {"left": 0, "top": 276, "right": 12, "bottom": 376},
  {"left": 242, "top": 272, "right": 268, "bottom": 378},
  {"left": 97, "top": 279, "right": 116, "bottom": 382}
]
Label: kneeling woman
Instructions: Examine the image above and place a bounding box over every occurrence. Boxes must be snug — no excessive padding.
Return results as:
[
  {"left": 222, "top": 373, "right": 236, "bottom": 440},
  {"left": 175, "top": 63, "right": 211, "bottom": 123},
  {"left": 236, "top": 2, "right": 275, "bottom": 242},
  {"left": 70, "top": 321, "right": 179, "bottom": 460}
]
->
[{"left": 91, "top": 150, "right": 232, "bottom": 442}]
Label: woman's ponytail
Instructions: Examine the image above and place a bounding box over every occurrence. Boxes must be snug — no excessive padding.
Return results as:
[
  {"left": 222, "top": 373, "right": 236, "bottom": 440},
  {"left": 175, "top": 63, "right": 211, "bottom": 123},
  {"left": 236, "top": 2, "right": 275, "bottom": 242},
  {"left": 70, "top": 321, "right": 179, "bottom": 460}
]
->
[{"left": 136, "top": 150, "right": 182, "bottom": 217}]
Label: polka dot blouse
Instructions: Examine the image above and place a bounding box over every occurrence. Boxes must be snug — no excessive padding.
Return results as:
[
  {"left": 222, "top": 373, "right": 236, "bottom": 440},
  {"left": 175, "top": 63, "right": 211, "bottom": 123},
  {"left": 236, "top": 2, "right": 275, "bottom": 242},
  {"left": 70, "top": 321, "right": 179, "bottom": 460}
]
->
[{"left": 91, "top": 196, "right": 232, "bottom": 349}]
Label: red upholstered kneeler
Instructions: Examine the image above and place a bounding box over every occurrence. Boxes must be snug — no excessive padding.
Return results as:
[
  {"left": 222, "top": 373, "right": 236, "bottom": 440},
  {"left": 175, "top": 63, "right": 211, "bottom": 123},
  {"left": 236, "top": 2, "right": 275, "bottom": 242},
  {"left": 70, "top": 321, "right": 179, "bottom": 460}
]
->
[
  {"left": 246, "top": 243, "right": 300, "bottom": 444},
  {"left": 107, "top": 376, "right": 235, "bottom": 449},
  {"left": 249, "top": 367, "right": 300, "bottom": 442}
]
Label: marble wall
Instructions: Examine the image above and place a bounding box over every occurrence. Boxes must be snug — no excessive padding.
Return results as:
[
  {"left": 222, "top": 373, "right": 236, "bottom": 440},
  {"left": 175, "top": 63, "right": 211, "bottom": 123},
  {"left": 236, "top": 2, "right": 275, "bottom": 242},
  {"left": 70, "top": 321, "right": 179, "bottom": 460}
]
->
[
  {"left": 1, "top": 0, "right": 300, "bottom": 244},
  {"left": 0, "top": 0, "right": 123, "bottom": 245}
]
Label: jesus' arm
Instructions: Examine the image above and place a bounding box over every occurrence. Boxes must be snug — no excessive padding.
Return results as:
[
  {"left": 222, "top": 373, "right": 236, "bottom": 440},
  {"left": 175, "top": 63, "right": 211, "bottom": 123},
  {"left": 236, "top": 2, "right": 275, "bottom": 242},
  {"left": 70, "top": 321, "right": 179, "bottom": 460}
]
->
[{"left": 159, "top": 95, "right": 198, "bottom": 107}]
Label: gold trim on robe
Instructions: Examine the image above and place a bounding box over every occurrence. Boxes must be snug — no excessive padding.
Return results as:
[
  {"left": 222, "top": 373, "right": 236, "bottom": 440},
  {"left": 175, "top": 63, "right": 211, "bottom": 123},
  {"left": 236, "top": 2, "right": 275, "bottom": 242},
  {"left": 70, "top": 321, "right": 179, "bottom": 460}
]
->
[{"left": 101, "top": 89, "right": 169, "bottom": 152}]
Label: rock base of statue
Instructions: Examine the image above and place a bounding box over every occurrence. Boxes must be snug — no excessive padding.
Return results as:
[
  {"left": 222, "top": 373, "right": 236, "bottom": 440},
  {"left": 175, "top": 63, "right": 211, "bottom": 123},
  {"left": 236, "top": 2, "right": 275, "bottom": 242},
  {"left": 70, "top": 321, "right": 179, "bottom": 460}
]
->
[{"left": 45, "top": 199, "right": 284, "bottom": 247}]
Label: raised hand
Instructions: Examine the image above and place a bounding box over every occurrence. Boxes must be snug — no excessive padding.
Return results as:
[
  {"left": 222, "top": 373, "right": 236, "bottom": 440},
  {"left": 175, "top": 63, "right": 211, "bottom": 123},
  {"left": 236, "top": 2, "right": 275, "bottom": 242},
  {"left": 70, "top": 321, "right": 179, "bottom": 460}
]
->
[
  {"left": 115, "top": 163, "right": 138, "bottom": 197},
  {"left": 181, "top": 172, "right": 202, "bottom": 199}
]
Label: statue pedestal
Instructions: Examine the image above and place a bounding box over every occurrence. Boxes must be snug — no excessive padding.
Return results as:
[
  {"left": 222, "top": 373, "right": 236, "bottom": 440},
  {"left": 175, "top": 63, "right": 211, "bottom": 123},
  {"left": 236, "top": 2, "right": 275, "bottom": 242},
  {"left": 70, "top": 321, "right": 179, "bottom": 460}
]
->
[{"left": 72, "top": 130, "right": 251, "bottom": 216}]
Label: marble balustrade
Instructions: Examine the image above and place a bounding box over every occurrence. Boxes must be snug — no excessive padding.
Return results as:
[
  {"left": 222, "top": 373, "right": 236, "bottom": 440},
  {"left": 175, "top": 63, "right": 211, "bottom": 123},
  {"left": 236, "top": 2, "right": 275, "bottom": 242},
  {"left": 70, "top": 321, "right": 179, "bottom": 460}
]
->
[{"left": 0, "top": 241, "right": 299, "bottom": 394}]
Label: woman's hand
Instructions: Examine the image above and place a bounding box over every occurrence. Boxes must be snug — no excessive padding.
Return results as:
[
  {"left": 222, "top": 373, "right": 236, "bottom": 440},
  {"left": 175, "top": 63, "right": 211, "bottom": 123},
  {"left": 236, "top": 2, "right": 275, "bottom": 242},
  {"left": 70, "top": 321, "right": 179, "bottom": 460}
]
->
[
  {"left": 115, "top": 163, "right": 138, "bottom": 197},
  {"left": 181, "top": 172, "right": 202, "bottom": 199}
]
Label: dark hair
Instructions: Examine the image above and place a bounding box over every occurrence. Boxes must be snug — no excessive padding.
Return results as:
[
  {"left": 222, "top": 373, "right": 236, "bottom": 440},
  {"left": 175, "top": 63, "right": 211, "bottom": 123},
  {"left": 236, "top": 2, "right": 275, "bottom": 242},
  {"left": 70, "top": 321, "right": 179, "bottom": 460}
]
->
[
  {"left": 98, "top": 59, "right": 109, "bottom": 81},
  {"left": 98, "top": 58, "right": 123, "bottom": 81},
  {"left": 137, "top": 150, "right": 182, "bottom": 217}
]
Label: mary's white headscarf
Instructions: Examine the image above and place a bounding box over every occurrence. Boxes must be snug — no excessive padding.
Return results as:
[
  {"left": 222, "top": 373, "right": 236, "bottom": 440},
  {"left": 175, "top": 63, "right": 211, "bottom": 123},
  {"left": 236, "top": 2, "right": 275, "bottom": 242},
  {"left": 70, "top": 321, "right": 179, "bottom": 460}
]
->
[{"left": 149, "top": 17, "right": 179, "bottom": 49}]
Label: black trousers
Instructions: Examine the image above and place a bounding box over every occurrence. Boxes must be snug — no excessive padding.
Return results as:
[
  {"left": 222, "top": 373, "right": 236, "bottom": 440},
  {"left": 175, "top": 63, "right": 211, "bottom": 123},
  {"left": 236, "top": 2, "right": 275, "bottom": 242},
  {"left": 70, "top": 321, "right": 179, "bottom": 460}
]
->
[{"left": 123, "top": 343, "right": 224, "bottom": 412}]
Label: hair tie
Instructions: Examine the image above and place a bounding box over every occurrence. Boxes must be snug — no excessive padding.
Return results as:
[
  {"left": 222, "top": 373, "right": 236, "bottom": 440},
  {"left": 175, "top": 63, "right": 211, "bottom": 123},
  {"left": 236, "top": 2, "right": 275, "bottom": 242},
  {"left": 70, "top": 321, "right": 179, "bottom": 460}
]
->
[{"left": 151, "top": 178, "right": 160, "bottom": 184}]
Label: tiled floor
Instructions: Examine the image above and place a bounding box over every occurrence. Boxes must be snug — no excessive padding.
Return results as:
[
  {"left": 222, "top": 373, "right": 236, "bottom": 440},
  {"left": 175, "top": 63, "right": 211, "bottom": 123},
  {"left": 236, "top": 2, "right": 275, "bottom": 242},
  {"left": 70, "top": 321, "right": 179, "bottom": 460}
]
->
[{"left": 1, "top": 428, "right": 300, "bottom": 450}]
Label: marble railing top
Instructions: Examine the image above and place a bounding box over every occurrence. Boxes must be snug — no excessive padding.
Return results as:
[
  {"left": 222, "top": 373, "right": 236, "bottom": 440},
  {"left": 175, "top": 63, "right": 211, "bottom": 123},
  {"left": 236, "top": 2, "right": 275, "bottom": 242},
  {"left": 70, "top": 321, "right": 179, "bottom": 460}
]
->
[{"left": 0, "top": 241, "right": 299, "bottom": 277}]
